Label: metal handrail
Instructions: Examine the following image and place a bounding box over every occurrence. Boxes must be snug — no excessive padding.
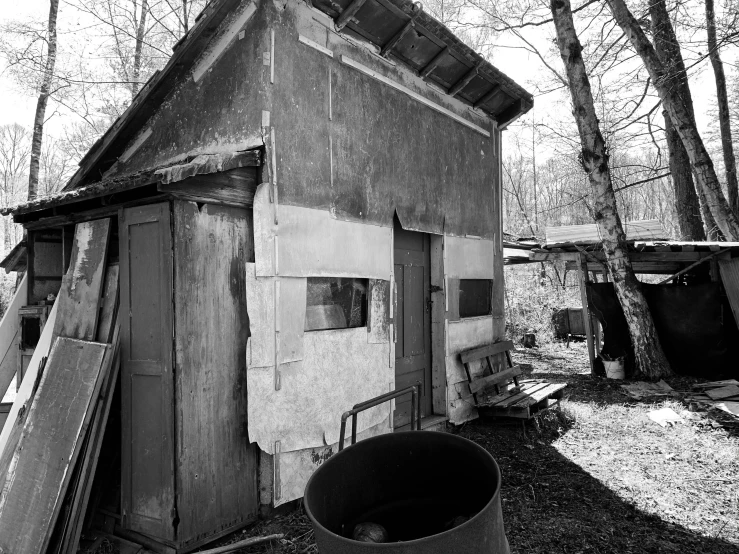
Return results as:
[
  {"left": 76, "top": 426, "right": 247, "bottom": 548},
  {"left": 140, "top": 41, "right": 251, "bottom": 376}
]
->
[{"left": 338, "top": 383, "right": 422, "bottom": 451}]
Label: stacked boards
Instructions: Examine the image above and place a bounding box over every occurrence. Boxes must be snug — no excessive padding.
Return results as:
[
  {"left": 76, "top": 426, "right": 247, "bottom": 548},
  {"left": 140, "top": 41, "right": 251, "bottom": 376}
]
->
[{"left": 0, "top": 219, "right": 120, "bottom": 554}]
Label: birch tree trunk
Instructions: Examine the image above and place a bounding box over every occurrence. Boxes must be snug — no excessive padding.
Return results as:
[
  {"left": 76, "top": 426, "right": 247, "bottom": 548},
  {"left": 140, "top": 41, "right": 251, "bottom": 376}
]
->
[
  {"left": 649, "top": 0, "right": 705, "bottom": 241},
  {"left": 132, "top": 0, "right": 150, "bottom": 99},
  {"left": 606, "top": 0, "right": 739, "bottom": 241},
  {"left": 28, "top": 0, "right": 60, "bottom": 201},
  {"left": 550, "top": 0, "right": 672, "bottom": 379},
  {"left": 705, "top": 0, "right": 739, "bottom": 215}
]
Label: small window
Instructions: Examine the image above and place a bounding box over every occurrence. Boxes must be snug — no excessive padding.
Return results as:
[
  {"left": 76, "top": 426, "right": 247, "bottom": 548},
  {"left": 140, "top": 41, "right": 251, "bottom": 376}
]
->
[
  {"left": 459, "top": 279, "right": 492, "bottom": 318},
  {"left": 305, "top": 277, "right": 368, "bottom": 331}
]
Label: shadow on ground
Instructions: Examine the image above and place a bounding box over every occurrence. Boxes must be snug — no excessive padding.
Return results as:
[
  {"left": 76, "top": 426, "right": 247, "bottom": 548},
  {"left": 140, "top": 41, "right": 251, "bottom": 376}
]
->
[{"left": 460, "top": 414, "right": 739, "bottom": 554}]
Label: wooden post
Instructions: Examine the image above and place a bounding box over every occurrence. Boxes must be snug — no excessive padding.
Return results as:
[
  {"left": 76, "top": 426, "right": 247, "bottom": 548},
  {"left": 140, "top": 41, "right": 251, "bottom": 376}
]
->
[{"left": 577, "top": 253, "right": 596, "bottom": 374}]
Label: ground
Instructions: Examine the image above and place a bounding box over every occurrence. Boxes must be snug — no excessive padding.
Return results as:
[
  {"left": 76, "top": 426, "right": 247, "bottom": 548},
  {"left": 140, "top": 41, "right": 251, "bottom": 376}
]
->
[{"left": 212, "top": 342, "right": 739, "bottom": 554}]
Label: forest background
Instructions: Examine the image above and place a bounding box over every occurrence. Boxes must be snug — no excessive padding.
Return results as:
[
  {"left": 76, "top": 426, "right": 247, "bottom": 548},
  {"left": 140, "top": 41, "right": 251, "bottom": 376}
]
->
[{"left": 0, "top": 0, "right": 737, "bottom": 337}]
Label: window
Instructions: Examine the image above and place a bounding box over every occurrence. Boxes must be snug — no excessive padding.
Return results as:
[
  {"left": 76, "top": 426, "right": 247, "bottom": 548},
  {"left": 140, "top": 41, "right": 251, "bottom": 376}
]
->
[
  {"left": 458, "top": 279, "right": 492, "bottom": 318},
  {"left": 305, "top": 277, "right": 368, "bottom": 331}
]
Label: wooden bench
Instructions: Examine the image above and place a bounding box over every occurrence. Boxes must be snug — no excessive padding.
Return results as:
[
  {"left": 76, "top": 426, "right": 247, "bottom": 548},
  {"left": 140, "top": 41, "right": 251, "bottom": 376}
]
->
[{"left": 460, "top": 340, "right": 567, "bottom": 420}]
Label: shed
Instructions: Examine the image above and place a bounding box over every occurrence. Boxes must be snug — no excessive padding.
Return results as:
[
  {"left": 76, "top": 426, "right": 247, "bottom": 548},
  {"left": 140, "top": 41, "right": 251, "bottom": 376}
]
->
[
  {"left": 0, "top": 0, "right": 532, "bottom": 551},
  {"left": 531, "top": 222, "right": 739, "bottom": 379}
]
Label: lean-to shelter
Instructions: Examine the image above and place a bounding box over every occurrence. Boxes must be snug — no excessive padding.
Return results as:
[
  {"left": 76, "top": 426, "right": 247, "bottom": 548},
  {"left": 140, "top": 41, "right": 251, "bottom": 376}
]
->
[{"left": 0, "top": 0, "right": 532, "bottom": 550}]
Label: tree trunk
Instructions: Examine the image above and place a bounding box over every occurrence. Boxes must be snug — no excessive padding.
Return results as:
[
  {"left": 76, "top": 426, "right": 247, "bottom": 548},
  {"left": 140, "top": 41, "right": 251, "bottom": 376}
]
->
[
  {"left": 649, "top": 0, "right": 705, "bottom": 241},
  {"left": 28, "top": 0, "right": 60, "bottom": 201},
  {"left": 550, "top": 0, "right": 672, "bottom": 380},
  {"left": 606, "top": 0, "right": 739, "bottom": 241},
  {"left": 706, "top": 0, "right": 739, "bottom": 215},
  {"left": 132, "top": 0, "right": 149, "bottom": 99}
]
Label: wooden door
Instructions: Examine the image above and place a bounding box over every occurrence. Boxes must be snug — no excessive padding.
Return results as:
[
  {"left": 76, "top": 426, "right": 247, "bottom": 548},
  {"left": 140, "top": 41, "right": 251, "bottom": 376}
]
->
[
  {"left": 393, "top": 222, "right": 432, "bottom": 428},
  {"left": 120, "top": 203, "right": 176, "bottom": 542}
]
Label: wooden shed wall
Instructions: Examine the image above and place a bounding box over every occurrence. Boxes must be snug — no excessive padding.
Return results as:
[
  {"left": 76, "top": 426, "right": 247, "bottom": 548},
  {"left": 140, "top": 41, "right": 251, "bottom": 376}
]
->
[{"left": 173, "top": 201, "right": 257, "bottom": 547}]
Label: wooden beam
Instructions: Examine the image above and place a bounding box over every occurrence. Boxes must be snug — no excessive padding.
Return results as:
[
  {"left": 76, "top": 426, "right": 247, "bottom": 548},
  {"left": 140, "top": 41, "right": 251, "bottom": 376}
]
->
[
  {"left": 419, "top": 46, "right": 448, "bottom": 78},
  {"left": 534, "top": 251, "right": 714, "bottom": 263},
  {"left": 469, "top": 366, "right": 522, "bottom": 394},
  {"left": 577, "top": 253, "right": 596, "bottom": 375},
  {"left": 657, "top": 247, "right": 732, "bottom": 284},
  {"left": 473, "top": 84, "right": 500, "bottom": 109},
  {"left": 380, "top": 4, "right": 422, "bottom": 57},
  {"left": 335, "top": 0, "right": 367, "bottom": 31},
  {"left": 460, "top": 340, "right": 515, "bottom": 364},
  {"left": 448, "top": 61, "right": 483, "bottom": 97}
]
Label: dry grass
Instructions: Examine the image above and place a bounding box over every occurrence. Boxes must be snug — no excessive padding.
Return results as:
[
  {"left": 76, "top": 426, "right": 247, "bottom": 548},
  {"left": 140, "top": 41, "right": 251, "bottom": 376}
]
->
[{"left": 208, "top": 343, "right": 739, "bottom": 554}]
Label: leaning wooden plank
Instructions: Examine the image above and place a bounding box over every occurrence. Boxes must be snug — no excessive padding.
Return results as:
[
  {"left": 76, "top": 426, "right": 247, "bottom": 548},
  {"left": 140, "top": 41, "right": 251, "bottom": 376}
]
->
[
  {"left": 460, "top": 340, "right": 515, "bottom": 364},
  {"left": 61, "top": 323, "right": 121, "bottom": 554},
  {"left": 0, "top": 300, "right": 58, "bottom": 457},
  {"left": 95, "top": 264, "right": 120, "bottom": 344},
  {"left": 53, "top": 219, "right": 111, "bottom": 341},
  {"left": 478, "top": 381, "right": 542, "bottom": 407},
  {"left": 0, "top": 337, "right": 109, "bottom": 554},
  {"left": 469, "top": 366, "right": 523, "bottom": 394},
  {"left": 0, "top": 274, "right": 27, "bottom": 405}
]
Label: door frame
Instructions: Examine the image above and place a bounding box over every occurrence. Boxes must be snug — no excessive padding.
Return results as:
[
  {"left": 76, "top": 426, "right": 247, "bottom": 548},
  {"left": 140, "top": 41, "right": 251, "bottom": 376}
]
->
[{"left": 390, "top": 226, "right": 447, "bottom": 424}]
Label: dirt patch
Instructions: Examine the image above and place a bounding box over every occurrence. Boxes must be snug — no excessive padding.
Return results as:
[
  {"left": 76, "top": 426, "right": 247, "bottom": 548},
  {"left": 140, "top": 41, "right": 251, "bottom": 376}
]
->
[{"left": 212, "top": 343, "right": 739, "bottom": 554}]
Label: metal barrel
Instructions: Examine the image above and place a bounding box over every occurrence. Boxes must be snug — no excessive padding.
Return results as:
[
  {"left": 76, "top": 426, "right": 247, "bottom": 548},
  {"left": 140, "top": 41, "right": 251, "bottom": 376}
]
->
[{"left": 304, "top": 431, "right": 510, "bottom": 554}]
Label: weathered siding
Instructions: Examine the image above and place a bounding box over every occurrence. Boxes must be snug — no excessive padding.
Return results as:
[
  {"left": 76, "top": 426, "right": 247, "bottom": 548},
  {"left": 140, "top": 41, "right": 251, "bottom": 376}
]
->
[{"left": 173, "top": 201, "right": 258, "bottom": 547}]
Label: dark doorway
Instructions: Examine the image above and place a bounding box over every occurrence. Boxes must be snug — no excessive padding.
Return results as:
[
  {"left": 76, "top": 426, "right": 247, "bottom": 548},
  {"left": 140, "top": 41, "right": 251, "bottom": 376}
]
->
[{"left": 393, "top": 220, "right": 432, "bottom": 428}]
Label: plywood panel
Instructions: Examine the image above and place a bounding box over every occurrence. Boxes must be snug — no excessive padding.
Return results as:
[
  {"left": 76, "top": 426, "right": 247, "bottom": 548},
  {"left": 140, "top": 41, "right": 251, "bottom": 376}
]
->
[
  {"left": 245, "top": 264, "right": 275, "bottom": 369},
  {"left": 274, "top": 203, "right": 393, "bottom": 279},
  {"left": 120, "top": 203, "right": 175, "bottom": 542},
  {"left": 278, "top": 278, "right": 307, "bottom": 364},
  {"left": 247, "top": 327, "right": 392, "bottom": 454},
  {"left": 0, "top": 275, "right": 27, "bottom": 405},
  {"left": 444, "top": 236, "right": 495, "bottom": 279},
  {"left": 275, "top": 416, "right": 391, "bottom": 507},
  {"left": 173, "top": 201, "right": 258, "bottom": 546},
  {"left": 0, "top": 338, "right": 109, "bottom": 554},
  {"left": 53, "top": 219, "right": 111, "bottom": 341},
  {"left": 367, "top": 279, "right": 390, "bottom": 344},
  {"left": 446, "top": 316, "right": 494, "bottom": 356},
  {"left": 253, "top": 183, "right": 276, "bottom": 277}
]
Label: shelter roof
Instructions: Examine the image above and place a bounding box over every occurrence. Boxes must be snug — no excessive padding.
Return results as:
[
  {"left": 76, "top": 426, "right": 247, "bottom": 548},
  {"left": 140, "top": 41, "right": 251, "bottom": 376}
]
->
[
  {"left": 544, "top": 220, "right": 667, "bottom": 248},
  {"left": 0, "top": 240, "right": 27, "bottom": 273}
]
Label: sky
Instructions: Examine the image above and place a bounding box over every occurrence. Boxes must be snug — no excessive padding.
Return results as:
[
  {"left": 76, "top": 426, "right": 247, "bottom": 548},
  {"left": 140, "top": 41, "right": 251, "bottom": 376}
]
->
[{"left": 0, "top": 0, "right": 731, "bottom": 159}]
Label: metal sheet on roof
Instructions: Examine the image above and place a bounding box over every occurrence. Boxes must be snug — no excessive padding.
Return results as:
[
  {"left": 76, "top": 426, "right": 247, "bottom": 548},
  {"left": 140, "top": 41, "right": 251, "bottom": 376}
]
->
[{"left": 545, "top": 220, "right": 667, "bottom": 247}]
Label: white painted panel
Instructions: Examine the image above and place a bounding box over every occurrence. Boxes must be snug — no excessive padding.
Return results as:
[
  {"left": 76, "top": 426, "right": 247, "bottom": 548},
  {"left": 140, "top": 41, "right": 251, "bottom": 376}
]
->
[
  {"left": 0, "top": 275, "right": 27, "bottom": 404},
  {"left": 447, "top": 382, "right": 478, "bottom": 425},
  {"left": 444, "top": 236, "right": 495, "bottom": 278},
  {"left": 0, "top": 300, "right": 58, "bottom": 456},
  {"left": 274, "top": 416, "right": 390, "bottom": 506},
  {"left": 247, "top": 327, "right": 392, "bottom": 454},
  {"left": 278, "top": 277, "right": 307, "bottom": 364},
  {"left": 277, "top": 204, "right": 392, "bottom": 279},
  {"left": 245, "top": 264, "right": 275, "bottom": 368},
  {"left": 253, "top": 184, "right": 277, "bottom": 276},
  {"left": 446, "top": 316, "right": 494, "bottom": 356}
]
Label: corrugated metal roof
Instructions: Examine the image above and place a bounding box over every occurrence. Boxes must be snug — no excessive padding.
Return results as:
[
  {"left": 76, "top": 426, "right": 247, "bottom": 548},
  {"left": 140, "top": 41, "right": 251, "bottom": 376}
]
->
[{"left": 545, "top": 220, "right": 668, "bottom": 248}]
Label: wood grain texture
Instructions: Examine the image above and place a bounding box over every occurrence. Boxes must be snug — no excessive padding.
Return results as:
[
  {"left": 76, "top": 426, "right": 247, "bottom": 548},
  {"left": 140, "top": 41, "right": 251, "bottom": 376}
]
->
[
  {"left": 0, "top": 338, "right": 109, "bottom": 554},
  {"left": 459, "top": 340, "right": 514, "bottom": 364},
  {"left": 158, "top": 166, "right": 258, "bottom": 207},
  {"left": 119, "top": 203, "right": 175, "bottom": 542},
  {"left": 96, "top": 264, "right": 120, "bottom": 343},
  {"left": 173, "top": 201, "right": 258, "bottom": 548},
  {"left": 53, "top": 219, "right": 111, "bottom": 341},
  {"left": 468, "top": 366, "right": 522, "bottom": 394}
]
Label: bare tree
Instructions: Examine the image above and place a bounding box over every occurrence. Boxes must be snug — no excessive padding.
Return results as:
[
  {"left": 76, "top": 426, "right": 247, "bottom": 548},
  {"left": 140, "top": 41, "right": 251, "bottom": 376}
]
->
[
  {"left": 705, "top": 0, "right": 738, "bottom": 216},
  {"left": 0, "top": 125, "right": 31, "bottom": 251},
  {"left": 648, "top": 0, "right": 706, "bottom": 241},
  {"left": 28, "top": 0, "right": 60, "bottom": 200},
  {"left": 605, "top": 0, "right": 739, "bottom": 240},
  {"left": 550, "top": 0, "right": 672, "bottom": 379}
]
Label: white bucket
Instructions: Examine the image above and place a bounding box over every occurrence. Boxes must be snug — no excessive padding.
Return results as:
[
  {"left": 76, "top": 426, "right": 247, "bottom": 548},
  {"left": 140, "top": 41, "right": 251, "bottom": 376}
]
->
[{"left": 603, "top": 360, "right": 625, "bottom": 379}]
